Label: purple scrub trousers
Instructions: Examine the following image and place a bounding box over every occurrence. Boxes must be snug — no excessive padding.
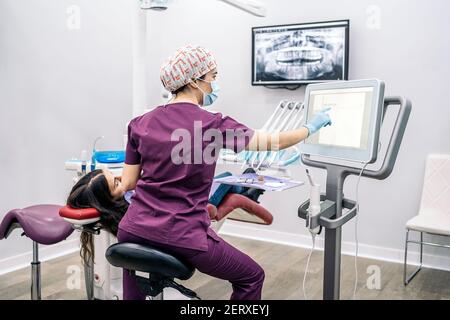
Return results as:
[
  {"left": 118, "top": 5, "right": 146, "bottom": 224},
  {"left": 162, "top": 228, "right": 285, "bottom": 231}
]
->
[{"left": 117, "top": 228, "right": 265, "bottom": 300}]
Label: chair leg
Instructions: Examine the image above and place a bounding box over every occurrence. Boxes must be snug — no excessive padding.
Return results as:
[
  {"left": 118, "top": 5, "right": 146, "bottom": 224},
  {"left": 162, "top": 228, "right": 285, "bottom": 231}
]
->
[
  {"left": 404, "top": 230, "right": 423, "bottom": 286},
  {"left": 31, "top": 241, "right": 41, "bottom": 300},
  {"left": 150, "top": 291, "right": 164, "bottom": 300},
  {"left": 83, "top": 260, "right": 95, "bottom": 300},
  {"left": 419, "top": 232, "right": 423, "bottom": 265}
]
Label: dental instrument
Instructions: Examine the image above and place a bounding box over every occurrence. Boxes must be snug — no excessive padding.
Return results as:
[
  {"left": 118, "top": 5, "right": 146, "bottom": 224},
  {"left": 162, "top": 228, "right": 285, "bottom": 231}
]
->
[
  {"left": 233, "top": 100, "right": 306, "bottom": 173},
  {"left": 91, "top": 136, "right": 104, "bottom": 171}
]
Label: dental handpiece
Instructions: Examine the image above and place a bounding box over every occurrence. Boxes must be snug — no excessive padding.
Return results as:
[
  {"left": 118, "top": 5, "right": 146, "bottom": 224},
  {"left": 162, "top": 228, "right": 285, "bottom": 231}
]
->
[
  {"left": 306, "top": 169, "right": 321, "bottom": 234},
  {"left": 306, "top": 169, "right": 315, "bottom": 186}
]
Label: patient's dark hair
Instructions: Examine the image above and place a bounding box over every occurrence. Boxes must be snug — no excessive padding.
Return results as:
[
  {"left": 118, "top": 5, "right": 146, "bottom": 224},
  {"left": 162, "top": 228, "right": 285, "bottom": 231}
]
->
[{"left": 67, "top": 170, "right": 128, "bottom": 267}]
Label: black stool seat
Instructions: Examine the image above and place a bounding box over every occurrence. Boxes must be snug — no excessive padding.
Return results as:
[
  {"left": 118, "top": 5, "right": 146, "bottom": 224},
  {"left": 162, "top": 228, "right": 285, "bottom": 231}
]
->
[{"left": 105, "top": 243, "right": 195, "bottom": 280}]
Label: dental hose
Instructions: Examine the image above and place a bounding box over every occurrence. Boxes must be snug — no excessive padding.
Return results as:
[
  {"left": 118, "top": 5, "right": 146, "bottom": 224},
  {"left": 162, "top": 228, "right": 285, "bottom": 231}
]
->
[{"left": 303, "top": 232, "right": 316, "bottom": 300}]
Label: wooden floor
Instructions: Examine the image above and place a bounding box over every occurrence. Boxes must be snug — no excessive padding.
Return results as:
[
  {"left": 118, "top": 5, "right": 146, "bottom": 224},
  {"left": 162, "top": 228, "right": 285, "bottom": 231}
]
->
[{"left": 1, "top": 235, "right": 449, "bottom": 300}]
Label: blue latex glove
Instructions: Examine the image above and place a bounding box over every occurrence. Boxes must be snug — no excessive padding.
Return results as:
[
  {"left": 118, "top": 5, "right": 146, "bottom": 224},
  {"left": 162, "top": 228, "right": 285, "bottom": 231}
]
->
[
  {"left": 124, "top": 190, "right": 135, "bottom": 204},
  {"left": 304, "top": 107, "right": 332, "bottom": 136}
]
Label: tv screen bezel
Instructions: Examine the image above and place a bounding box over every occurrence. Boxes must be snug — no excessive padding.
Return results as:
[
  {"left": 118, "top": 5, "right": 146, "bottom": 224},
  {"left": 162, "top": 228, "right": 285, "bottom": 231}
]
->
[{"left": 251, "top": 19, "right": 350, "bottom": 87}]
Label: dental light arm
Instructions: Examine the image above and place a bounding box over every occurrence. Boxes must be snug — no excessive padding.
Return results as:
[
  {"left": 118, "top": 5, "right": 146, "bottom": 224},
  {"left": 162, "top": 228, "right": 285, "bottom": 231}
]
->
[
  {"left": 140, "top": 0, "right": 267, "bottom": 17},
  {"left": 218, "top": 0, "right": 267, "bottom": 17}
]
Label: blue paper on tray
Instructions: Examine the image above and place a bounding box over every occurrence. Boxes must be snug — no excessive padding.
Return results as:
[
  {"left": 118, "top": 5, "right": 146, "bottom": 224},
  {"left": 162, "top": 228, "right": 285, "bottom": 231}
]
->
[{"left": 213, "top": 173, "right": 304, "bottom": 192}]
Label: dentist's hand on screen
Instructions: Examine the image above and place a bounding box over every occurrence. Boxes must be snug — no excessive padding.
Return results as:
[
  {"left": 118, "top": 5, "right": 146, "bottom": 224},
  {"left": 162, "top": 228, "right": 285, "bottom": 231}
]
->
[{"left": 304, "top": 107, "right": 332, "bottom": 136}]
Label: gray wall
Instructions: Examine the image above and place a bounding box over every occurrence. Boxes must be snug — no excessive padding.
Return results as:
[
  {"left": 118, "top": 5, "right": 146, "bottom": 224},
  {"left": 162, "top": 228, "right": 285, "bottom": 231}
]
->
[
  {"left": 146, "top": 0, "right": 450, "bottom": 267},
  {"left": 0, "top": 0, "right": 132, "bottom": 264}
]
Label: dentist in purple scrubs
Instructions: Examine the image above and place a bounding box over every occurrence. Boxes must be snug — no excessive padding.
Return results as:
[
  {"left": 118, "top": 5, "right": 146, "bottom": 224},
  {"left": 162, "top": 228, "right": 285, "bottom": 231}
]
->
[{"left": 118, "top": 45, "right": 332, "bottom": 300}]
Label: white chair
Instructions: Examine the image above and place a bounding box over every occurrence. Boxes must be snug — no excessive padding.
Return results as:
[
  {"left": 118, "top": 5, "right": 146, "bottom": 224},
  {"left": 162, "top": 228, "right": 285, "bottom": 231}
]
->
[{"left": 404, "top": 154, "right": 450, "bottom": 285}]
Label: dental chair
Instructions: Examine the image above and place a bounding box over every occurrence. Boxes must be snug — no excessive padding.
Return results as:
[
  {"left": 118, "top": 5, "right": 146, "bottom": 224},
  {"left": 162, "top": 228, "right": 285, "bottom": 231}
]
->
[
  {"left": 0, "top": 204, "right": 74, "bottom": 300},
  {"left": 59, "top": 193, "right": 273, "bottom": 300}
]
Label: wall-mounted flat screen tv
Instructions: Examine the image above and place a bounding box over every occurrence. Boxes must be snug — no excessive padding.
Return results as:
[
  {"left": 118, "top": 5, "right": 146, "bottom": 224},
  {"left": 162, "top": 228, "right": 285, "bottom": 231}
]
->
[{"left": 252, "top": 20, "right": 349, "bottom": 86}]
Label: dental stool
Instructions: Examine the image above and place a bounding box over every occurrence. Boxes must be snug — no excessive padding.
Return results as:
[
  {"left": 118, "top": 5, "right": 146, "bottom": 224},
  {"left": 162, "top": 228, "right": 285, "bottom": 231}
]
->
[
  {"left": 106, "top": 242, "right": 198, "bottom": 300},
  {"left": 0, "top": 204, "right": 74, "bottom": 299}
]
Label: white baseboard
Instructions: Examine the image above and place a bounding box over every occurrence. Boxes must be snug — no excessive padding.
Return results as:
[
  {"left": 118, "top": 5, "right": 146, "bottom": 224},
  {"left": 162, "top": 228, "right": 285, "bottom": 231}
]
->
[
  {"left": 0, "top": 238, "right": 80, "bottom": 276},
  {"left": 219, "top": 222, "right": 450, "bottom": 272}
]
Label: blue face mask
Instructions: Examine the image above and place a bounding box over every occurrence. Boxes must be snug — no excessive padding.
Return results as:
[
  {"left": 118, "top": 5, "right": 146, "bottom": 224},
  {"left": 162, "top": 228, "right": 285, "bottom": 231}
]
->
[{"left": 196, "top": 79, "right": 220, "bottom": 107}]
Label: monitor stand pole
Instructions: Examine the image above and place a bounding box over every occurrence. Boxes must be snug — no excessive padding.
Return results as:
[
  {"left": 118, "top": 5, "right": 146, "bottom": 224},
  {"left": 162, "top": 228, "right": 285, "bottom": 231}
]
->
[{"left": 298, "top": 96, "right": 412, "bottom": 300}]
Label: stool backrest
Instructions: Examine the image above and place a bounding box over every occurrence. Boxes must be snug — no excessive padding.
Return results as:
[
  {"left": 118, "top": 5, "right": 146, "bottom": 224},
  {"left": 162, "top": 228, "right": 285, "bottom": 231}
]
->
[{"left": 419, "top": 154, "right": 450, "bottom": 216}]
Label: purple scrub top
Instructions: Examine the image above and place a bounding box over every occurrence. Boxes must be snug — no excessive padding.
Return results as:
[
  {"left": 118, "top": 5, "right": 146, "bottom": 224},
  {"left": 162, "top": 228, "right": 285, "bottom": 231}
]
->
[{"left": 118, "top": 102, "right": 254, "bottom": 252}]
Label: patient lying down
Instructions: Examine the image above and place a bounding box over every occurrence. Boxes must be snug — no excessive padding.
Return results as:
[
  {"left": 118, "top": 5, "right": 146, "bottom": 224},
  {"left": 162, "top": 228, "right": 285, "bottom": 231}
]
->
[{"left": 66, "top": 169, "right": 267, "bottom": 267}]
